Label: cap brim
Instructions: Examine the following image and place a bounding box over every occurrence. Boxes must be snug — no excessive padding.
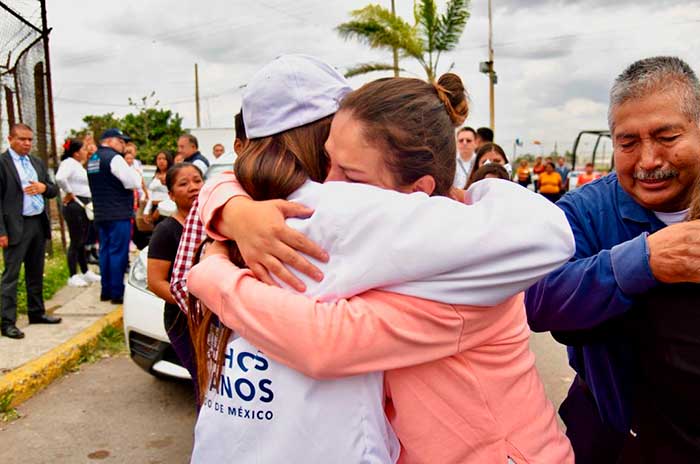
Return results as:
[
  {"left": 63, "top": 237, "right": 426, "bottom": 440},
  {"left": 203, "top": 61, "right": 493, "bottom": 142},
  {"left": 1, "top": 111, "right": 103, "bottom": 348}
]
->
[{"left": 119, "top": 136, "right": 132, "bottom": 142}]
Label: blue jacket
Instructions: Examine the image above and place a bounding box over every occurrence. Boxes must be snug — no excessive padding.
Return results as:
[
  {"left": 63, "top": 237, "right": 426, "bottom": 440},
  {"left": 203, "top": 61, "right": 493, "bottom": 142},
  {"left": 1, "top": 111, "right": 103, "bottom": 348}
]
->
[
  {"left": 525, "top": 173, "right": 664, "bottom": 432},
  {"left": 87, "top": 146, "right": 134, "bottom": 223}
]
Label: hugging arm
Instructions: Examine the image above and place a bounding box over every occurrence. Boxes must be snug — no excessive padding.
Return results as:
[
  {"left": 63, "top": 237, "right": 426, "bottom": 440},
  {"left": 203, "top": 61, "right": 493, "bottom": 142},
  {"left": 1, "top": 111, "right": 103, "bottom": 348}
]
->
[
  {"left": 199, "top": 175, "right": 576, "bottom": 305},
  {"left": 199, "top": 172, "right": 324, "bottom": 291},
  {"left": 188, "top": 254, "right": 467, "bottom": 379},
  {"left": 525, "top": 195, "right": 657, "bottom": 334}
]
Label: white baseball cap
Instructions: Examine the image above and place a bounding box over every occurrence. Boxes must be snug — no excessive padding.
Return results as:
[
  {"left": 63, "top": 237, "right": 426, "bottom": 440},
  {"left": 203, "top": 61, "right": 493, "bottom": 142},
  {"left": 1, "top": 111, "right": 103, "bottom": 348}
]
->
[{"left": 242, "top": 54, "right": 353, "bottom": 139}]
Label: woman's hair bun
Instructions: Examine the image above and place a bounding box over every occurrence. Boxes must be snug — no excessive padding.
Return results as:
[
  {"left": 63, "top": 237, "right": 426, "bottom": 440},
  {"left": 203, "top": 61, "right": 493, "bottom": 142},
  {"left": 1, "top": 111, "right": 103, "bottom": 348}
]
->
[{"left": 434, "top": 73, "right": 469, "bottom": 127}]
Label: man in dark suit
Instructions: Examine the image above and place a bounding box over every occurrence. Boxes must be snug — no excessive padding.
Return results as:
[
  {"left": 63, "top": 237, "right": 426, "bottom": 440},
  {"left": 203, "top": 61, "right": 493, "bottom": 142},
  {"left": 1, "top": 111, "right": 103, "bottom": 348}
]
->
[{"left": 0, "top": 123, "right": 61, "bottom": 339}]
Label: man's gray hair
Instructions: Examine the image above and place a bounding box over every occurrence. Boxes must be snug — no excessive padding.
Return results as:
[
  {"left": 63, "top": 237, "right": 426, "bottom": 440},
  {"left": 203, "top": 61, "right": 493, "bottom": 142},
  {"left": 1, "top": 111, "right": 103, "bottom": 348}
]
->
[{"left": 608, "top": 56, "right": 700, "bottom": 129}]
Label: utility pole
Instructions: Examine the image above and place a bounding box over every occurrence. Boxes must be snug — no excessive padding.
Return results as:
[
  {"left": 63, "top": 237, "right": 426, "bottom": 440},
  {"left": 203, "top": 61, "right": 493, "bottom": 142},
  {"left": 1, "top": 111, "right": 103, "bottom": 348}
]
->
[
  {"left": 194, "top": 63, "right": 201, "bottom": 128},
  {"left": 479, "top": 0, "right": 497, "bottom": 135},
  {"left": 487, "top": 0, "right": 495, "bottom": 134},
  {"left": 391, "top": 0, "right": 399, "bottom": 77},
  {"left": 40, "top": 0, "right": 66, "bottom": 252}
]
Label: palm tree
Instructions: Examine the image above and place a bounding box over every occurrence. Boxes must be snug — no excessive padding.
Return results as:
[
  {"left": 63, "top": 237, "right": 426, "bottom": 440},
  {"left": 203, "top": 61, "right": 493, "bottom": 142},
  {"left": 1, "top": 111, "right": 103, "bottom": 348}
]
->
[{"left": 337, "top": 0, "right": 470, "bottom": 83}]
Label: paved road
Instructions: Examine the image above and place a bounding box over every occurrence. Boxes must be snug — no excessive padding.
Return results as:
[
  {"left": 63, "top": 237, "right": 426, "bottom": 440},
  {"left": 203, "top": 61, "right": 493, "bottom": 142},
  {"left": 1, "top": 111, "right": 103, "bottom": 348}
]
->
[
  {"left": 0, "top": 333, "right": 574, "bottom": 463},
  {"left": 0, "top": 355, "right": 197, "bottom": 464}
]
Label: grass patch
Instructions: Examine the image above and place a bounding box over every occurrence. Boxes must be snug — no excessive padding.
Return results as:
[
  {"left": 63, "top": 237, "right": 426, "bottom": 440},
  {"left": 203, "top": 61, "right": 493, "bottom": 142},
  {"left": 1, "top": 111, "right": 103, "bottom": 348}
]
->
[
  {"left": 0, "top": 239, "right": 69, "bottom": 315},
  {"left": 0, "top": 390, "right": 19, "bottom": 422},
  {"left": 76, "top": 325, "right": 127, "bottom": 366}
]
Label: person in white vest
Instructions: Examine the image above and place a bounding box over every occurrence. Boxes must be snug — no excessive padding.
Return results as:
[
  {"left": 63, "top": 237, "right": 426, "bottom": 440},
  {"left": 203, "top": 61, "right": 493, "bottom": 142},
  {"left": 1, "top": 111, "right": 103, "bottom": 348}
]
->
[{"left": 187, "top": 55, "right": 574, "bottom": 463}]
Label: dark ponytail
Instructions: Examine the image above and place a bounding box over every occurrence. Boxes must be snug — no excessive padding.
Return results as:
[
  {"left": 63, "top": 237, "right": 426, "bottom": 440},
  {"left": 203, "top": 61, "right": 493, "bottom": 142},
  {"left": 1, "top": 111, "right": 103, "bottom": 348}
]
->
[{"left": 60, "top": 138, "right": 83, "bottom": 161}]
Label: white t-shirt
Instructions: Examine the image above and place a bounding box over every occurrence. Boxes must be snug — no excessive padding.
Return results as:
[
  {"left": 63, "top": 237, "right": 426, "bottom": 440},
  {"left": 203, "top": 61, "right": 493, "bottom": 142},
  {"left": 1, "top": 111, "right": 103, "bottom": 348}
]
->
[
  {"left": 192, "top": 179, "right": 576, "bottom": 464},
  {"left": 55, "top": 157, "right": 92, "bottom": 198},
  {"left": 653, "top": 209, "right": 689, "bottom": 225},
  {"left": 147, "top": 175, "right": 169, "bottom": 202},
  {"left": 453, "top": 153, "right": 473, "bottom": 189}
]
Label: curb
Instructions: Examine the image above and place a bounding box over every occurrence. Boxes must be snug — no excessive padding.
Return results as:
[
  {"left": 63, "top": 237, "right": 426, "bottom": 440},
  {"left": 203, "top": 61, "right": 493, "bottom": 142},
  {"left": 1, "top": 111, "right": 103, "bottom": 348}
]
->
[{"left": 0, "top": 307, "right": 123, "bottom": 408}]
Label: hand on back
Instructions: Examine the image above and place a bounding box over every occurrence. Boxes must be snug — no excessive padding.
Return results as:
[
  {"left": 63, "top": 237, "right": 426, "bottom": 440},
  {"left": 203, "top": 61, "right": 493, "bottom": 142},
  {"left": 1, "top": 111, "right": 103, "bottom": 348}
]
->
[{"left": 215, "top": 197, "right": 328, "bottom": 292}]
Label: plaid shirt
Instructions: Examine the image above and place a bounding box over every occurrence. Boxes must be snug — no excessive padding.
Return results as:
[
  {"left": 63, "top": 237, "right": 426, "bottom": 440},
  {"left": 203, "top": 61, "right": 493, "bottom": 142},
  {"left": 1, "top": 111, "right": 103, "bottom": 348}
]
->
[{"left": 170, "top": 198, "right": 207, "bottom": 313}]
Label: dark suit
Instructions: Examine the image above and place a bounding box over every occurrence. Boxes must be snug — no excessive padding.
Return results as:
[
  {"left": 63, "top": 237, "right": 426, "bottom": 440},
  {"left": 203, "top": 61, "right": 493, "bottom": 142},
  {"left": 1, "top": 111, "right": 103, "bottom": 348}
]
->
[{"left": 0, "top": 150, "right": 58, "bottom": 326}]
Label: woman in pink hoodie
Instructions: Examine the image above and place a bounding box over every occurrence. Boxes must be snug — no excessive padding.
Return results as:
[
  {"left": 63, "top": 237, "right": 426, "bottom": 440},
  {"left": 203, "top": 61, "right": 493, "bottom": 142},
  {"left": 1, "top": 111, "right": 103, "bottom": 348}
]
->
[{"left": 187, "top": 71, "right": 574, "bottom": 462}]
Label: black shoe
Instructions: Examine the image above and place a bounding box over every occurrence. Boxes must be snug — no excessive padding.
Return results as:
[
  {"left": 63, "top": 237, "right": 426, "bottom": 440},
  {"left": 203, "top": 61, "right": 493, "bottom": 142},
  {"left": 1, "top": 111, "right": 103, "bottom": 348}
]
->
[
  {"left": 110, "top": 297, "right": 124, "bottom": 305},
  {"left": 100, "top": 295, "right": 111, "bottom": 302},
  {"left": 28, "top": 314, "right": 62, "bottom": 324},
  {"left": 1, "top": 324, "right": 25, "bottom": 339}
]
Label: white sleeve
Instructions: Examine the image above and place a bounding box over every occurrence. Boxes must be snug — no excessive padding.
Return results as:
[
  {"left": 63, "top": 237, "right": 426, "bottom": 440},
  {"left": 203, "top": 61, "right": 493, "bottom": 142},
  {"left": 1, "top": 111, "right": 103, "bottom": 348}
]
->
[
  {"left": 109, "top": 156, "right": 142, "bottom": 189},
  {"left": 192, "top": 159, "right": 209, "bottom": 175},
  {"left": 286, "top": 179, "right": 575, "bottom": 306},
  {"left": 55, "top": 162, "right": 73, "bottom": 194}
]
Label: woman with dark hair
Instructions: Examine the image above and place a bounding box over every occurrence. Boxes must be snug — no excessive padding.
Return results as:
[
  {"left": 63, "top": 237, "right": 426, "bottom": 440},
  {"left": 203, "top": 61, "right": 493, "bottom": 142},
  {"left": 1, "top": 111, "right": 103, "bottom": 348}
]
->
[
  {"left": 146, "top": 162, "right": 203, "bottom": 381},
  {"left": 56, "top": 139, "right": 100, "bottom": 287},
  {"left": 144, "top": 150, "right": 174, "bottom": 223},
  {"left": 186, "top": 56, "right": 574, "bottom": 463},
  {"left": 539, "top": 161, "right": 564, "bottom": 203},
  {"left": 465, "top": 142, "right": 510, "bottom": 188},
  {"left": 472, "top": 163, "right": 511, "bottom": 184}
]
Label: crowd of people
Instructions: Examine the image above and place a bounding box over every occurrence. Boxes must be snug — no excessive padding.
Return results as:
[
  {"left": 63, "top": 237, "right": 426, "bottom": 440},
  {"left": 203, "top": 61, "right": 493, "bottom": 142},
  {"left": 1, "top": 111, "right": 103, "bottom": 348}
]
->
[
  {"left": 0, "top": 124, "right": 227, "bottom": 338},
  {"left": 453, "top": 127, "right": 605, "bottom": 204},
  {"left": 2, "top": 52, "right": 700, "bottom": 464}
]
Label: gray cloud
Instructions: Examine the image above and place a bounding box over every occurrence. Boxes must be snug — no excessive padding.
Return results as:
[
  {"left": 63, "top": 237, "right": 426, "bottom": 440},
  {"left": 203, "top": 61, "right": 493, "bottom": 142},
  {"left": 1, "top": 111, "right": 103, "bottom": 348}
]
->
[
  {"left": 44, "top": 0, "right": 700, "bottom": 155},
  {"left": 493, "top": 0, "right": 700, "bottom": 13},
  {"left": 497, "top": 34, "right": 577, "bottom": 59}
]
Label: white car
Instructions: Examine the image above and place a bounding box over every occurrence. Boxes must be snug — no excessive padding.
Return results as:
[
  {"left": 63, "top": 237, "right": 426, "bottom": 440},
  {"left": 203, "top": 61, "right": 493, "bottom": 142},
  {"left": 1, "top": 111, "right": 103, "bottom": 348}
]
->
[
  {"left": 123, "top": 156, "right": 236, "bottom": 379},
  {"left": 123, "top": 247, "right": 191, "bottom": 379}
]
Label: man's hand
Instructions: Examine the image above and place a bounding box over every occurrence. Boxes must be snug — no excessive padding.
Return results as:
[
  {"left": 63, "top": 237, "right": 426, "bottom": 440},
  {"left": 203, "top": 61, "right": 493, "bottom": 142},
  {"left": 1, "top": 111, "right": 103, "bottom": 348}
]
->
[
  {"left": 647, "top": 220, "right": 700, "bottom": 283},
  {"left": 24, "top": 181, "right": 46, "bottom": 196},
  {"left": 0, "top": 236, "right": 8, "bottom": 248},
  {"left": 213, "top": 196, "right": 328, "bottom": 292}
]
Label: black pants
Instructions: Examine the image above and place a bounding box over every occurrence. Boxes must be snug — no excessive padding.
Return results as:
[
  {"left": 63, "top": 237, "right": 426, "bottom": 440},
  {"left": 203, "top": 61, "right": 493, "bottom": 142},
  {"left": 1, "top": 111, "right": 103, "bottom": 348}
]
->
[
  {"left": 542, "top": 192, "right": 562, "bottom": 203},
  {"left": 559, "top": 376, "right": 640, "bottom": 464},
  {"left": 1, "top": 215, "right": 46, "bottom": 326},
  {"left": 63, "top": 198, "right": 89, "bottom": 276}
]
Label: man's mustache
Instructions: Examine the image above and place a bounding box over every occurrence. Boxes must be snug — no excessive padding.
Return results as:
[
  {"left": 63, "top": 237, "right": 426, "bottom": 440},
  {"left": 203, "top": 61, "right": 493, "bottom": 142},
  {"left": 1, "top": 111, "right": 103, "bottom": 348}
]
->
[{"left": 633, "top": 168, "right": 679, "bottom": 181}]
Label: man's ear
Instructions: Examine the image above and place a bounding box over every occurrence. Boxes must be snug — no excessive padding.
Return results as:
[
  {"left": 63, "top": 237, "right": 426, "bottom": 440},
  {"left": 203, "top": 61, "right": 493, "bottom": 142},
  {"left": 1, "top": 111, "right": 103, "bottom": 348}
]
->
[{"left": 410, "top": 175, "right": 436, "bottom": 195}]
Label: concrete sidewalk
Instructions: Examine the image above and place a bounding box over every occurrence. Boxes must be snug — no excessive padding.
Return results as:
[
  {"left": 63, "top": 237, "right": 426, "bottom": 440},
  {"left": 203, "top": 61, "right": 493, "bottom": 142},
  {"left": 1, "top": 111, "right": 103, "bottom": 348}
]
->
[{"left": 0, "top": 278, "right": 121, "bottom": 407}]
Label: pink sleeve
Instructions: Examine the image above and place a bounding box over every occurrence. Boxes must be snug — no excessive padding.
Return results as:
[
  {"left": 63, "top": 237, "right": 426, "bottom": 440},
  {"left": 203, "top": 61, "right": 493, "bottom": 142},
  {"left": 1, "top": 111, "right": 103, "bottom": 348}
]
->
[
  {"left": 187, "top": 255, "right": 465, "bottom": 379},
  {"left": 197, "top": 171, "right": 250, "bottom": 241}
]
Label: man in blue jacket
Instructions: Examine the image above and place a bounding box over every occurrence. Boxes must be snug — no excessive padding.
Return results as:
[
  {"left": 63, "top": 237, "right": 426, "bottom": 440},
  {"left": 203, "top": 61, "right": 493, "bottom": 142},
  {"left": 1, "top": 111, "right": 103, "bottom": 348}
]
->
[
  {"left": 87, "top": 129, "right": 141, "bottom": 304},
  {"left": 526, "top": 56, "right": 700, "bottom": 463},
  {"left": 176, "top": 134, "right": 209, "bottom": 174}
]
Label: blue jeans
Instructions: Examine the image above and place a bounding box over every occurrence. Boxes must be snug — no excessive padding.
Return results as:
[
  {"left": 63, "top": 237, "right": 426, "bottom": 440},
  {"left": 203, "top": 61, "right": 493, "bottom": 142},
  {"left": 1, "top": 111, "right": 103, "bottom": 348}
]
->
[{"left": 97, "top": 219, "right": 131, "bottom": 300}]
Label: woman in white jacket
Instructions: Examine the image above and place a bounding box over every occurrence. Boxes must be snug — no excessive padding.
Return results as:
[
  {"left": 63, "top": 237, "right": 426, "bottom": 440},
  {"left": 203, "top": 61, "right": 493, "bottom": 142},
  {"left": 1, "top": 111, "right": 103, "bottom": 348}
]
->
[{"left": 55, "top": 139, "right": 100, "bottom": 287}]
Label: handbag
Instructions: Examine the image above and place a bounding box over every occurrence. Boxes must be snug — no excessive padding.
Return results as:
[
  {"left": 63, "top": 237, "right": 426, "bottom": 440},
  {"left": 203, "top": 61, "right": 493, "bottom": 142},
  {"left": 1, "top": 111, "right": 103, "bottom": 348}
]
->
[
  {"left": 135, "top": 199, "right": 154, "bottom": 233},
  {"left": 73, "top": 197, "right": 95, "bottom": 221}
]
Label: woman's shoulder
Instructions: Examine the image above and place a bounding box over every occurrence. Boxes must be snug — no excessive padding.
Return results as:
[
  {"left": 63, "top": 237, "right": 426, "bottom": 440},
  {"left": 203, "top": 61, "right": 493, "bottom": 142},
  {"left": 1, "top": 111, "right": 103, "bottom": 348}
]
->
[{"left": 152, "top": 216, "right": 183, "bottom": 240}]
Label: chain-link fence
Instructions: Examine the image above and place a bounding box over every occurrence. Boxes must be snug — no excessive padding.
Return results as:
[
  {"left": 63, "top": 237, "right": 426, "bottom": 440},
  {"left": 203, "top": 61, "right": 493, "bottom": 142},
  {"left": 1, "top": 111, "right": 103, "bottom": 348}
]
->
[
  {"left": 0, "top": 1, "right": 55, "bottom": 167},
  {"left": 1, "top": 1, "right": 65, "bottom": 251}
]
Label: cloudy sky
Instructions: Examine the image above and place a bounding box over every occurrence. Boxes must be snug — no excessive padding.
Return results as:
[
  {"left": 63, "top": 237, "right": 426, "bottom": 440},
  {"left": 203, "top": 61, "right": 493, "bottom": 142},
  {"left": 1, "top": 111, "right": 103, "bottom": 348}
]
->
[{"left": 40, "top": 0, "right": 700, "bottom": 158}]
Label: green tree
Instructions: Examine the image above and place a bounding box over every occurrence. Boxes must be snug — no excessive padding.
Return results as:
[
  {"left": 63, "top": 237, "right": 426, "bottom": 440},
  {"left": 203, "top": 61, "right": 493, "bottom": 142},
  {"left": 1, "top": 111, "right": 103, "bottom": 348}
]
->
[
  {"left": 337, "top": 0, "right": 470, "bottom": 83},
  {"left": 68, "top": 93, "right": 183, "bottom": 165},
  {"left": 121, "top": 93, "right": 183, "bottom": 164},
  {"left": 69, "top": 113, "right": 122, "bottom": 141}
]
